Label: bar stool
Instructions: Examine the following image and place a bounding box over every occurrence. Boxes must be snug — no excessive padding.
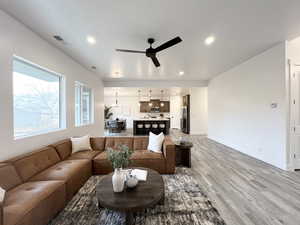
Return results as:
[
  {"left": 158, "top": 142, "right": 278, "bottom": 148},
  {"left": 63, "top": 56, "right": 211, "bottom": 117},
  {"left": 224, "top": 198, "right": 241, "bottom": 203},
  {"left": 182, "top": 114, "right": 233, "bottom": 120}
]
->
[
  {"left": 159, "top": 123, "right": 165, "bottom": 129},
  {"left": 152, "top": 124, "right": 158, "bottom": 129}
]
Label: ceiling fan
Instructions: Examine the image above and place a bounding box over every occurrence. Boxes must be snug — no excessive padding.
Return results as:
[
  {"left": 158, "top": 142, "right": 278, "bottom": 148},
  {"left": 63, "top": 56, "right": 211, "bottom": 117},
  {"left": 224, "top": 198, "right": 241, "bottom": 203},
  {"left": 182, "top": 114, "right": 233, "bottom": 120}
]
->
[{"left": 116, "top": 36, "right": 182, "bottom": 67}]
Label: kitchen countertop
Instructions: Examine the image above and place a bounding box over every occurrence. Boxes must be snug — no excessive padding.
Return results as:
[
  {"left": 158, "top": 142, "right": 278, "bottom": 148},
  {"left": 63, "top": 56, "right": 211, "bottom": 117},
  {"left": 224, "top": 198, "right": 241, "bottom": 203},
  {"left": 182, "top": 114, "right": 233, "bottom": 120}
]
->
[{"left": 134, "top": 118, "right": 170, "bottom": 121}]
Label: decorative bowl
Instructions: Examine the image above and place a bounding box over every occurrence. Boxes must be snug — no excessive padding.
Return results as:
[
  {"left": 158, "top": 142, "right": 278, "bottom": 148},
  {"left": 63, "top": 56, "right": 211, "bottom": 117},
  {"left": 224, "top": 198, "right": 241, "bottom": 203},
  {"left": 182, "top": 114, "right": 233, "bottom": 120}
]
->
[{"left": 126, "top": 174, "right": 138, "bottom": 188}]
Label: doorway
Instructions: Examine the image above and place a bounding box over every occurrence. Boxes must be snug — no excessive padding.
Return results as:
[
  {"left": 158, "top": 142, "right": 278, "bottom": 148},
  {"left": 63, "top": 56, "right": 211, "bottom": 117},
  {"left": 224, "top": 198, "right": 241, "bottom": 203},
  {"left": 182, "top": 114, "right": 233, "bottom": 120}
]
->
[{"left": 289, "top": 61, "right": 300, "bottom": 170}]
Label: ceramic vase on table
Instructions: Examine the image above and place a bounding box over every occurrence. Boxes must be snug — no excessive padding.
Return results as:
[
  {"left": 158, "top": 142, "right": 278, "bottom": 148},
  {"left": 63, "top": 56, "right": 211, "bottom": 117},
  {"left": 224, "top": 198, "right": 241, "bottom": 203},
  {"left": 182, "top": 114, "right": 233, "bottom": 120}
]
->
[
  {"left": 126, "top": 174, "right": 138, "bottom": 188},
  {"left": 112, "top": 168, "right": 125, "bottom": 192}
]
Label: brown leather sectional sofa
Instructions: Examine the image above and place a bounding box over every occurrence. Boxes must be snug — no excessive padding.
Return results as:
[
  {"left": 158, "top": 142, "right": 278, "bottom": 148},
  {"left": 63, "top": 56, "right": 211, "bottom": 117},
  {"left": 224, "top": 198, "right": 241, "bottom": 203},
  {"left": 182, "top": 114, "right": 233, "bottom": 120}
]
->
[{"left": 0, "top": 136, "right": 175, "bottom": 225}]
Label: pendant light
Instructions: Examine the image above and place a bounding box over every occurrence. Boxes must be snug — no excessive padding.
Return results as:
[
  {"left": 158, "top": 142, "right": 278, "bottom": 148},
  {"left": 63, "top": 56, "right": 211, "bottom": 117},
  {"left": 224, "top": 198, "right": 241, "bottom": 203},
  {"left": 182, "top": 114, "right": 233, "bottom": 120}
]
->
[
  {"left": 138, "top": 90, "right": 141, "bottom": 106},
  {"left": 115, "top": 91, "right": 119, "bottom": 107},
  {"left": 148, "top": 90, "right": 153, "bottom": 107},
  {"left": 160, "top": 90, "right": 165, "bottom": 107}
]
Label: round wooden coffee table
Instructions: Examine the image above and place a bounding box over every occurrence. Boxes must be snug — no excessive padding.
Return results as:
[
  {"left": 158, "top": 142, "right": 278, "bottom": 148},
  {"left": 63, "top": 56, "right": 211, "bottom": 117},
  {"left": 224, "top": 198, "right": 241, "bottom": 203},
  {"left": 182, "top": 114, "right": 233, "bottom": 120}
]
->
[{"left": 96, "top": 167, "right": 164, "bottom": 225}]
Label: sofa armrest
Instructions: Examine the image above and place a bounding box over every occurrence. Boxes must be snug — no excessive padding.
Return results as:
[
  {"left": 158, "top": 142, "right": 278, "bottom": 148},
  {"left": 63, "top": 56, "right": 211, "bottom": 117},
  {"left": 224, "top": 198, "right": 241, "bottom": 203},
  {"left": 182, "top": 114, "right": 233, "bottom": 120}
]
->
[
  {"left": 0, "top": 187, "right": 5, "bottom": 225},
  {"left": 163, "top": 136, "right": 176, "bottom": 174}
]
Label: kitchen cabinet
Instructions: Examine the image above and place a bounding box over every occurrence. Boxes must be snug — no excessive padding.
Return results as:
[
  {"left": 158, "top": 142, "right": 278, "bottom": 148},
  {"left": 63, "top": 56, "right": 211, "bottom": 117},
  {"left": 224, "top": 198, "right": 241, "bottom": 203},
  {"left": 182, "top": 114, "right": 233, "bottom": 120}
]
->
[
  {"left": 139, "top": 100, "right": 170, "bottom": 113},
  {"left": 140, "top": 101, "right": 150, "bottom": 112},
  {"left": 160, "top": 101, "right": 170, "bottom": 112}
]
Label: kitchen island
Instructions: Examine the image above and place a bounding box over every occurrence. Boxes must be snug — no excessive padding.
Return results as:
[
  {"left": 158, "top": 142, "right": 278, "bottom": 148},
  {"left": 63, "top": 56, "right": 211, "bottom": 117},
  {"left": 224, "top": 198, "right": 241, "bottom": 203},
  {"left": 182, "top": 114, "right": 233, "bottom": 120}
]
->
[{"left": 133, "top": 118, "right": 170, "bottom": 135}]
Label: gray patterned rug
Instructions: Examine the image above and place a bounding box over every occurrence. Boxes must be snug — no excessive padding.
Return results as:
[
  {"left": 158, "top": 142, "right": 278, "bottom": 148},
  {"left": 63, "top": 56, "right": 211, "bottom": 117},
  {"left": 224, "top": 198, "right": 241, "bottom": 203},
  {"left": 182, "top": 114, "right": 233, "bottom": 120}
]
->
[{"left": 49, "top": 168, "right": 226, "bottom": 225}]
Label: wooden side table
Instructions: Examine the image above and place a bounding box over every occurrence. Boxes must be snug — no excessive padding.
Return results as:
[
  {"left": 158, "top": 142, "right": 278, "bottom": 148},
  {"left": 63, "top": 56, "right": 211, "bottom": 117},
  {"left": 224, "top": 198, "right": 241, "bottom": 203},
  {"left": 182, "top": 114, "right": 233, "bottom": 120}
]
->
[{"left": 174, "top": 141, "right": 193, "bottom": 168}]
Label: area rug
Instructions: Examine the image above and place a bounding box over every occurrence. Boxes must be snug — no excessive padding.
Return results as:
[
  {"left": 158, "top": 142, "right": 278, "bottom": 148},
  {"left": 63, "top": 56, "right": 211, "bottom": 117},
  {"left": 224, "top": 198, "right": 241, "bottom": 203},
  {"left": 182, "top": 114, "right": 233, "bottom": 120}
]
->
[{"left": 48, "top": 168, "right": 226, "bottom": 225}]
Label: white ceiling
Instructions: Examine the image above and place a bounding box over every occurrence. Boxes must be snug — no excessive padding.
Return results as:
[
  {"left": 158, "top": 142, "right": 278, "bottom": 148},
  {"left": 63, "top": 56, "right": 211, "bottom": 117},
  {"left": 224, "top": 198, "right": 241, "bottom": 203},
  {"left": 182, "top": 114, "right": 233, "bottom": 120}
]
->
[
  {"left": 1, "top": 0, "right": 300, "bottom": 81},
  {"left": 104, "top": 87, "right": 190, "bottom": 97}
]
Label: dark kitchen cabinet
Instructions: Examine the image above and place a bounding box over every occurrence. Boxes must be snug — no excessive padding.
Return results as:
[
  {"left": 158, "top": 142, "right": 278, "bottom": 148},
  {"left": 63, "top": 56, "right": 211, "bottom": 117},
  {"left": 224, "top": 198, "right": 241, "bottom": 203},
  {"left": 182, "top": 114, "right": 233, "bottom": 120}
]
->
[
  {"left": 139, "top": 100, "right": 170, "bottom": 113},
  {"left": 140, "top": 101, "right": 150, "bottom": 112},
  {"left": 160, "top": 101, "right": 170, "bottom": 112}
]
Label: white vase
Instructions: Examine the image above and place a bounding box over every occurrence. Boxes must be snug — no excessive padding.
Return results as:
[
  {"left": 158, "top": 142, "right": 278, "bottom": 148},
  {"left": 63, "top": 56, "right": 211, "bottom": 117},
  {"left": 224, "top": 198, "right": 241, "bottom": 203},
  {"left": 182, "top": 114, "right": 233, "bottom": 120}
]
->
[{"left": 112, "top": 168, "right": 125, "bottom": 192}]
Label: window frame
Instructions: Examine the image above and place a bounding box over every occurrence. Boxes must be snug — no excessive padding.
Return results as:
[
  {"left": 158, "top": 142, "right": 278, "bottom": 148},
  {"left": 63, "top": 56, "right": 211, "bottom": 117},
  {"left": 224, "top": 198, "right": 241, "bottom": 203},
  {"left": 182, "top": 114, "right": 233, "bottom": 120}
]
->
[
  {"left": 75, "top": 81, "right": 94, "bottom": 127},
  {"left": 13, "top": 56, "right": 66, "bottom": 139}
]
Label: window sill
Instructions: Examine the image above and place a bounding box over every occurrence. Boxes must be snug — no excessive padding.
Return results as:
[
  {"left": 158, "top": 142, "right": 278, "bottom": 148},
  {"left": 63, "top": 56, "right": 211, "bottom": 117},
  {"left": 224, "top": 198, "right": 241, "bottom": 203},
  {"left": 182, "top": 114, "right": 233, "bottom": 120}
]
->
[
  {"left": 14, "top": 128, "right": 67, "bottom": 140},
  {"left": 75, "top": 123, "right": 95, "bottom": 128}
]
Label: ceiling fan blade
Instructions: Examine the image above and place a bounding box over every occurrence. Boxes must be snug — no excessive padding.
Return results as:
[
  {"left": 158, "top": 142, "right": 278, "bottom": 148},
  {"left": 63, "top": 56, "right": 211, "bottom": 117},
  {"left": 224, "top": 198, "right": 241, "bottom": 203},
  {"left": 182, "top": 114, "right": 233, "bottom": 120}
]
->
[
  {"left": 151, "top": 56, "right": 160, "bottom": 67},
  {"left": 154, "top": 36, "right": 182, "bottom": 52},
  {"left": 116, "top": 49, "right": 146, "bottom": 54}
]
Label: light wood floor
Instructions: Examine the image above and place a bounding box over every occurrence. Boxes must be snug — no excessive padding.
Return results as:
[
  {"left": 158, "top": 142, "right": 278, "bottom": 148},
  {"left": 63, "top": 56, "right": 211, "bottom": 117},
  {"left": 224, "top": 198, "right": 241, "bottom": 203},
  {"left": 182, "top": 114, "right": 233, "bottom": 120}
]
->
[{"left": 184, "top": 135, "right": 300, "bottom": 225}]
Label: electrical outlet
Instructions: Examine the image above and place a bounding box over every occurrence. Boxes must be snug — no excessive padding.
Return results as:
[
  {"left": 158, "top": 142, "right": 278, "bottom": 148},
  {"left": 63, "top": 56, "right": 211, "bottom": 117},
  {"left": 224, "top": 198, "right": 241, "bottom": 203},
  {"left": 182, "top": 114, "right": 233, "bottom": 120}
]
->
[{"left": 270, "top": 103, "right": 278, "bottom": 108}]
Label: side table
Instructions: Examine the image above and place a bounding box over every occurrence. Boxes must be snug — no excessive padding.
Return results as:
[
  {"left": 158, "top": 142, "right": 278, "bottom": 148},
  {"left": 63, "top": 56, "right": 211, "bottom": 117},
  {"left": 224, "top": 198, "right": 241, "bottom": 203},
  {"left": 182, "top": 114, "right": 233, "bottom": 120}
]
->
[{"left": 174, "top": 141, "right": 193, "bottom": 168}]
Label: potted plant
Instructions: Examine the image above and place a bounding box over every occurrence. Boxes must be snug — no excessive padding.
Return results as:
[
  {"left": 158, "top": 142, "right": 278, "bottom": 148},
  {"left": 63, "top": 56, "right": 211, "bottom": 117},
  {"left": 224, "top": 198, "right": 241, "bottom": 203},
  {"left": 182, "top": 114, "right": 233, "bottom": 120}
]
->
[
  {"left": 107, "top": 144, "right": 133, "bottom": 192},
  {"left": 104, "top": 106, "right": 113, "bottom": 129}
]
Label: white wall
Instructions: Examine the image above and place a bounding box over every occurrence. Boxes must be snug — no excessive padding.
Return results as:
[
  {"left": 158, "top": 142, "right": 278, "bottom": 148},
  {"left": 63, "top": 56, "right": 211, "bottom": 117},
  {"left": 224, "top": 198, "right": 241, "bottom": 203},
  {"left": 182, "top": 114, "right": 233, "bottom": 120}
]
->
[
  {"left": 0, "top": 10, "right": 104, "bottom": 161},
  {"left": 208, "top": 43, "right": 288, "bottom": 170},
  {"left": 190, "top": 87, "right": 208, "bottom": 135}
]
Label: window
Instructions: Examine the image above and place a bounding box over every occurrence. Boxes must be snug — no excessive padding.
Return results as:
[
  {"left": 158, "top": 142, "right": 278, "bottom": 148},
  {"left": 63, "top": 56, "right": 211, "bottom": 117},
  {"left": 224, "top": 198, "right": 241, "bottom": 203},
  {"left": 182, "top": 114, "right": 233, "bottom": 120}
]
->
[
  {"left": 75, "top": 82, "right": 93, "bottom": 126},
  {"left": 13, "top": 57, "right": 63, "bottom": 138}
]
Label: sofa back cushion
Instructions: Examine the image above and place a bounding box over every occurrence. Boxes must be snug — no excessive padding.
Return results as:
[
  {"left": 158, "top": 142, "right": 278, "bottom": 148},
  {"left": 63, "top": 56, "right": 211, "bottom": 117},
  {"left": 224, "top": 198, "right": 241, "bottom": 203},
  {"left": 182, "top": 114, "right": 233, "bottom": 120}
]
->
[
  {"left": 90, "top": 137, "right": 106, "bottom": 152},
  {"left": 50, "top": 139, "right": 72, "bottom": 160},
  {"left": 133, "top": 137, "right": 149, "bottom": 151},
  {"left": 10, "top": 147, "right": 61, "bottom": 182},
  {"left": 105, "top": 137, "right": 133, "bottom": 151},
  {"left": 0, "top": 163, "right": 22, "bottom": 190}
]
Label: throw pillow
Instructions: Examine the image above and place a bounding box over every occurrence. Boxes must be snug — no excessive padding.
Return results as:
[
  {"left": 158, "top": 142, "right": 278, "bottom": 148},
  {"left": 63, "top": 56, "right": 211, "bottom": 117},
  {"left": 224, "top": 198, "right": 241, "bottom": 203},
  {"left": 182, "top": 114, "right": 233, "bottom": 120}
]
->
[
  {"left": 71, "top": 135, "right": 92, "bottom": 153},
  {"left": 147, "top": 132, "right": 165, "bottom": 153},
  {"left": 0, "top": 187, "right": 5, "bottom": 202}
]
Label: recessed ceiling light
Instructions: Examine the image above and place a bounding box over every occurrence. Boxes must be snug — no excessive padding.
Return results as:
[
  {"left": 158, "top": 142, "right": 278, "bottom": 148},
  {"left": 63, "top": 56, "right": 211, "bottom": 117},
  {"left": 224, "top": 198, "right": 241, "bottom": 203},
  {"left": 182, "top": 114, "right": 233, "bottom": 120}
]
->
[
  {"left": 205, "top": 36, "right": 215, "bottom": 46},
  {"left": 179, "top": 71, "right": 184, "bottom": 76},
  {"left": 112, "top": 71, "right": 123, "bottom": 78},
  {"left": 86, "top": 35, "right": 96, "bottom": 45}
]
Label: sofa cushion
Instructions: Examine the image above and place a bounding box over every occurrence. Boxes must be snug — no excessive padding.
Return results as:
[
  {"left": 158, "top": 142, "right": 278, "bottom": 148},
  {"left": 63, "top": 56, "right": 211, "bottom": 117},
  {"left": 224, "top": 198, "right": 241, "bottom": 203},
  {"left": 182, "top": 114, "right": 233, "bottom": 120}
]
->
[
  {"left": 131, "top": 150, "right": 164, "bottom": 160},
  {"left": 29, "top": 160, "right": 91, "bottom": 201},
  {"left": 4, "top": 181, "right": 65, "bottom": 225},
  {"left": 50, "top": 139, "right": 72, "bottom": 160},
  {"left": 10, "top": 147, "right": 61, "bottom": 182},
  {"left": 133, "top": 137, "right": 149, "bottom": 151},
  {"left": 90, "top": 137, "right": 106, "bottom": 152},
  {"left": 0, "top": 164, "right": 22, "bottom": 191},
  {"left": 93, "top": 150, "right": 166, "bottom": 174},
  {"left": 67, "top": 150, "right": 101, "bottom": 160},
  {"left": 105, "top": 137, "right": 133, "bottom": 151},
  {"left": 129, "top": 150, "right": 166, "bottom": 174},
  {"left": 93, "top": 152, "right": 112, "bottom": 175}
]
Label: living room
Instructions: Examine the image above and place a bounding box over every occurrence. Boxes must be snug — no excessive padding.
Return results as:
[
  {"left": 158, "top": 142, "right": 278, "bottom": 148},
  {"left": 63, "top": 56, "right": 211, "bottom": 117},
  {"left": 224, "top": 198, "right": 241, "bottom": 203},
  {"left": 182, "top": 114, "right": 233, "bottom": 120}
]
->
[{"left": 1, "top": 1, "right": 300, "bottom": 225}]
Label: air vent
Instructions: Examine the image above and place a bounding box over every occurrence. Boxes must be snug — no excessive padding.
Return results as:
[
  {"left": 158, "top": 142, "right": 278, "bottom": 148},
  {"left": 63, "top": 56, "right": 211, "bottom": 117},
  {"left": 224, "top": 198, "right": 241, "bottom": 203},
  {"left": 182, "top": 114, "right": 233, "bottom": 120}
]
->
[{"left": 53, "top": 35, "right": 64, "bottom": 41}]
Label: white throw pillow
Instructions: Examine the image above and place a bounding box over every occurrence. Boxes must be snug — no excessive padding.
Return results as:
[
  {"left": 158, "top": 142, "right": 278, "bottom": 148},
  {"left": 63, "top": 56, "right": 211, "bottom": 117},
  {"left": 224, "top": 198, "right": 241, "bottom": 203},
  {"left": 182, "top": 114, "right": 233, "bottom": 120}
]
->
[
  {"left": 0, "top": 187, "right": 5, "bottom": 202},
  {"left": 147, "top": 132, "right": 165, "bottom": 153},
  {"left": 71, "top": 135, "right": 92, "bottom": 153}
]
